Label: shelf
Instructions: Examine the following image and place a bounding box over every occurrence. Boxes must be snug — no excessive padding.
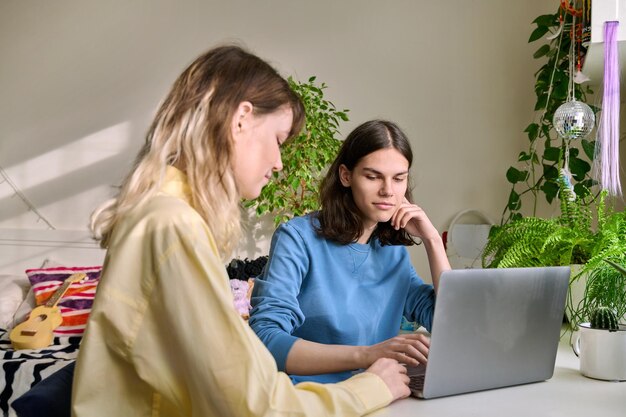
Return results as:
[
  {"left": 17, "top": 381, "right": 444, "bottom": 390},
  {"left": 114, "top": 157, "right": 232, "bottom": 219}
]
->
[{"left": 582, "top": 0, "right": 626, "bottom": 95}]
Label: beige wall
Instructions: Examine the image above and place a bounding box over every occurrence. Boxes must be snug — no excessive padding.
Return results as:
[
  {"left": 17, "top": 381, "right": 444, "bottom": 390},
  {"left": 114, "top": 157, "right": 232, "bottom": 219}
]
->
[{"left": 0, "top": 0, "right": 556, "bottom": 279}]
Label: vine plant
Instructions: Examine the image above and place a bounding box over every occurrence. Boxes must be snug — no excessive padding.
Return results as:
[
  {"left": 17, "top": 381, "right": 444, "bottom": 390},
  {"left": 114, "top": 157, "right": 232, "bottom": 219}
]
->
[
  {"left": 502, "top": 8, "right": 598, "bottom": 224},
  {"left": 245, "top": 76, "right": 348, "bottom": 226}
]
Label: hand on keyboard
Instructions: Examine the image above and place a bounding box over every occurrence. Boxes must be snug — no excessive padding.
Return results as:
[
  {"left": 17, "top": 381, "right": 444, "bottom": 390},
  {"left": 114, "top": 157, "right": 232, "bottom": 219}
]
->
[
  {"left": 366, "top": 358, "right": 411, "bottom": 401},
  {"left": 358, "top": 333, "right": 430, "bottom": 368}
]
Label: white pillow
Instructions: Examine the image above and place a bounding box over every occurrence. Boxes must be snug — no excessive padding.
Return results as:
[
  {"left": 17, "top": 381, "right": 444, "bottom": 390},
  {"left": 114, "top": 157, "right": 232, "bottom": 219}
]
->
[
  {"left": 12, "top": 287, "right": 37, "bottom": 328},
  {"left": 0, "top": 274, "right": 30, "bottom": 329}
]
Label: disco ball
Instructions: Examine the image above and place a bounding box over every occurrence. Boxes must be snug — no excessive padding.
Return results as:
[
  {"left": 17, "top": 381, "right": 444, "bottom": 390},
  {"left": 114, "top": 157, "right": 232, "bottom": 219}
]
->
[{"left": 553, "top": 99, "right": 595, "bottom": 140}]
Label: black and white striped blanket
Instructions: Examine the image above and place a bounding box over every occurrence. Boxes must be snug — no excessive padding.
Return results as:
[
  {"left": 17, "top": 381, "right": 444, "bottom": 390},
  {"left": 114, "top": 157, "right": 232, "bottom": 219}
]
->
[{"left": 0, "top": 329, "right": 80, "bottom": 417}]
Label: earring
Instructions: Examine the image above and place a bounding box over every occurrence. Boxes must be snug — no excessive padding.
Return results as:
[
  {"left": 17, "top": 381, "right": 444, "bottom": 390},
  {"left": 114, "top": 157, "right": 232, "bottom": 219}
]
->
[{"left": 237, "top": 122, "right": 242, "bottom": 132}]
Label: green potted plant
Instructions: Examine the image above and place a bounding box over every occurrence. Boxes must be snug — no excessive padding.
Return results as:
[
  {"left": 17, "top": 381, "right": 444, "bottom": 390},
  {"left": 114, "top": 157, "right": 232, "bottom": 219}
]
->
[
  {"left": 482, "top": 181, "right": 626, "bottom": 325},
  {"left": 568, "top": 259, "right": 626, "bottom": 330},
  {"left": 245, "top": 76, "right": 348, "bottom": 226},
  {"left": 570, "top": 259, "right": 626, "bottom": 381},
  {"left": 482, "top": 179, "right": 597, "bottom": 269},
  {"left": 484, "top": 178, "right": 626, "bottom": 271}
]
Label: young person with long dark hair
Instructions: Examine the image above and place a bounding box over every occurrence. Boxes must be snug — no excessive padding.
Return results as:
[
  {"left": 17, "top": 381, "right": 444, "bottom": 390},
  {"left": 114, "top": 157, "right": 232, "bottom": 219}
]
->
[{"left": 249, "top": 119, "right": 450, "bottom": 384}]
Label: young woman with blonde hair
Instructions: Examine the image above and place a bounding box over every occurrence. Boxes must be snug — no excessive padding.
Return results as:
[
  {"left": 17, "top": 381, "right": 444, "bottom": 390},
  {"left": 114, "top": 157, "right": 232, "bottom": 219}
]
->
[{"left": 72, "top": 46, "right": 410, "bottom": 417}]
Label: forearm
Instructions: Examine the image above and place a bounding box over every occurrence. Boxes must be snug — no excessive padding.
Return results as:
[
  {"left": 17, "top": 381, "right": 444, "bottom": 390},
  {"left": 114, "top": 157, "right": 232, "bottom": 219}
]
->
[
  {"left": 422, "top": 234, "right": 450, "bottom": 293},
  {"left": 285, "top": 339, "right": 367, "bottom": 375},
  {"left": 285, "top": 332, "right": 430, "bottom": 375}
]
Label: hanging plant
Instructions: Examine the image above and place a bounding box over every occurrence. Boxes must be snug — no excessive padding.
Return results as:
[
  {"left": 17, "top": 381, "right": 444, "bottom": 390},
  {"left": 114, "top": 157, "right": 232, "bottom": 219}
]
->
[{"left": 501, "top": 4, "right": 598, "bottom": 224}]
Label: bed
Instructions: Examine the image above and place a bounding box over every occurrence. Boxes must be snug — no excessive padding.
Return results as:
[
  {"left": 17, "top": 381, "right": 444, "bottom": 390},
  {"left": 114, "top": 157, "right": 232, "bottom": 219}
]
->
[
  {"left": 0, "top": 228, "right": 265, "bottom": 417},
  {"left": 0, "top": 228, "right": 105, "bottom": 417}
]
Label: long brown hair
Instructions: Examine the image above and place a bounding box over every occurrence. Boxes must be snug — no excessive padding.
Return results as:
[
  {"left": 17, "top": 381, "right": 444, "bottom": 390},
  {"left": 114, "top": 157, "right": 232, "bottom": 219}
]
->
[
  {"left": 91, "top": 45, "right": 304, "bottom": 258},
  {"left": 315, "top": 119, "right": 417, "bottom": 246}
]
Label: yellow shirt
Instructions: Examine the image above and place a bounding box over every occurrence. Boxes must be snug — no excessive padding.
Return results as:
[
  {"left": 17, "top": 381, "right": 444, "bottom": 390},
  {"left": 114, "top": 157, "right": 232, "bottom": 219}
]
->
[{"left": 72, "top": 166, "right": 392, "bottom": 417}]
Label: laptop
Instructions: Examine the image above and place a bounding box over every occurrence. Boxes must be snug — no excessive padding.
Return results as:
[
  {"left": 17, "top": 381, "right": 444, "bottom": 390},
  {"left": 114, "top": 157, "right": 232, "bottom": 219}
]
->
[{"left": 408, "top": 266, "right": 570, "bottom": 399}]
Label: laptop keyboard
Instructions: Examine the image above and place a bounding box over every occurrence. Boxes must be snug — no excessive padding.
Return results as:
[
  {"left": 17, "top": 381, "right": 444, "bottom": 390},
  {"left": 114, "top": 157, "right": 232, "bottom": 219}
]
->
[
  {"left": 409, "top": 373, "right": 425, "bottom": 392},
  {"left": 406, "top": 364, "right": 427, "bottom": 394}
]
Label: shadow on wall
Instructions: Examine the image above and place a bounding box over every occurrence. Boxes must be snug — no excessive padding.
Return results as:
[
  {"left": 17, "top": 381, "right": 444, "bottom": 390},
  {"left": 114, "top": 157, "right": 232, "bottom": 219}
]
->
[
  {"left": 236, "top": 209, "right": 278, "bottom": 260},
  {"left": 0, "top": 121, "right": 143, "bottom": 229}
]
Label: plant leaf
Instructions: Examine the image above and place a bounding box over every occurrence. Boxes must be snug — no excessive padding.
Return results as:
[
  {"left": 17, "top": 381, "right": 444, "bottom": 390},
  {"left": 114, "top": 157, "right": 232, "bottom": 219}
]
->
[
  {"left": 506, "top": 167, "right": 528, "bottom": 184},
  {"left": 533, "top": 44, "right": 551, "bottom": 59},
  {"left": 524, "top": 123, "right": 539, "bottom": 142},
  {"left": 540, "top": 180, "right": 559, "bottom": 203},
  {"left": 581, "top": 139, "right": 595, "bottom": 160},
  {"left": 532, "top": 14, "right": 557, "bottom": 27},
  {"left": 529, "top": 26, "right": 550, "bottom": 43},
  {"left": 569, "top": 156, "right": 591, "bottom": 181},
  {"left": 543, "top": 146, "right": 561, "bottom": 162},
  {"left": 604, "top": 259, "right": 626, "bottom": 277},
  {"left": 507, "top": 189, "right": 521, "bottom": 210}
]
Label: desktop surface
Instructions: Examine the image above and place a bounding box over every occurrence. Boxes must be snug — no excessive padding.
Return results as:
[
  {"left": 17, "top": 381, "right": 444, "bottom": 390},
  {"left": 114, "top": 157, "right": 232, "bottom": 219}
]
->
[{"left": 371, "top": 328, "right": 626, "bottom": 417}]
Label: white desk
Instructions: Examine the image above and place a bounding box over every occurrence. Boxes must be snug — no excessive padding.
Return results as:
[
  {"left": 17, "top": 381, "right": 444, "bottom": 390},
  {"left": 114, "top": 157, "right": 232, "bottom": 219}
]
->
[{"left": 371, "top": 332, "right": 626, "bottom": 417}]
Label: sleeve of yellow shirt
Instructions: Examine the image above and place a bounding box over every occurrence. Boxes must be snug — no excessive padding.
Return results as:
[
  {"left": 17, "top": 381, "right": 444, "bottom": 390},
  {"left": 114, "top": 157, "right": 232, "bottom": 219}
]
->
[{"left": 131, "top": 218, "right": 393, "bottom": 417}]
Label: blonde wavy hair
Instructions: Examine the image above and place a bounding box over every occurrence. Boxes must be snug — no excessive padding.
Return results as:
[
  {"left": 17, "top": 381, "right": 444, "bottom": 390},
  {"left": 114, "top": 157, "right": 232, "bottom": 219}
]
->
[{"left": 91, "top": 45, "right": 304, "bottom": 259}]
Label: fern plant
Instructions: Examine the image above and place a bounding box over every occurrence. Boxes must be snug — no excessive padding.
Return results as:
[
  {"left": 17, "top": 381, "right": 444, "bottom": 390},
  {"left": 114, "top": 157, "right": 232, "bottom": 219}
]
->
[
  {"left": 568, "top": 258, "right": 626, "bottom": 331},
  {"left": 484, "top": 181, "right": 626, "bottom": 271},
  {"left": 580, "top": 202, "right": 626, "bottom": 272},
  {"left": 482, "top": 177, "right": 596, "bottom": 269},
  {"left": 483, "top": 178, "right": 626, "bottom": 332}
]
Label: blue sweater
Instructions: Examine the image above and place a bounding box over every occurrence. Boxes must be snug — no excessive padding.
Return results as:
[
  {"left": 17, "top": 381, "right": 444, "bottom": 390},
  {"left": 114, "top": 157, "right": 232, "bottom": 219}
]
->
[{"left": 249, "top": 214, "right": 435, "bottom": 384}]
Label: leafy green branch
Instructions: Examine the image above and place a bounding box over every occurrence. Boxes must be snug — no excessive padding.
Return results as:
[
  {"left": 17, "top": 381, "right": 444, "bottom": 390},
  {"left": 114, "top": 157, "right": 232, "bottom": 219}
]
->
[{"left": 245, "top": 76, "right": 348, "bottom": 226}]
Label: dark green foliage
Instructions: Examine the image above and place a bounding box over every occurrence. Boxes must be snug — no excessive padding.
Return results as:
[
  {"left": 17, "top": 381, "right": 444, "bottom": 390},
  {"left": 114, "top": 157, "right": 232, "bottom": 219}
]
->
[
  {"left": 501, "top": 9, "right": 597, "bottom": 224},
  {"left": 589, "top": 306, "right": 619, "bottom": 330}
]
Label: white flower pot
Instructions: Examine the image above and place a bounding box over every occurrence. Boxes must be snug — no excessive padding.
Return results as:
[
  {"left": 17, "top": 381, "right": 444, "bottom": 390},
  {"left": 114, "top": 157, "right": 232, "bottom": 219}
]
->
[{"left": 573, "top": 323, "right": 626, "bottom": 381}]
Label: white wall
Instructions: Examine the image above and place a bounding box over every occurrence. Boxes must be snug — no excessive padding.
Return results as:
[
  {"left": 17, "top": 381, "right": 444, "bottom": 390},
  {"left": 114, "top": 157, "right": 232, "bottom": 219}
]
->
[{"left": 0, "top": 0, "right": 555, "bottom": 280}]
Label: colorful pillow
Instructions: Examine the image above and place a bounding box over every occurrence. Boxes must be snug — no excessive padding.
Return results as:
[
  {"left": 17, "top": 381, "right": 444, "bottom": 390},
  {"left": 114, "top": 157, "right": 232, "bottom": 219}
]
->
[{"left": 25, "top": 266, "right": 102, "bottom": 337}]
